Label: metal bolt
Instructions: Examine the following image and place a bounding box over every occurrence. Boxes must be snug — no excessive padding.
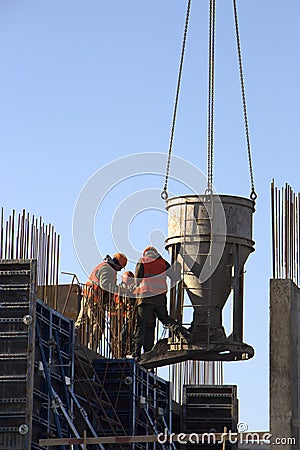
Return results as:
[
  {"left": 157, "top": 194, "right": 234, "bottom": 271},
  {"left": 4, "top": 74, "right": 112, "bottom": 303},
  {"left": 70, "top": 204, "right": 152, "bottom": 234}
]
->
[
  {"left": 23, "top": 315, "right": 32, "bottom": 326},
  {"left": 19, "top": 424, "right": 29, "bottom": 435},
  {"left": 124, "top": 376, "right": 133, "bottom": 385}
]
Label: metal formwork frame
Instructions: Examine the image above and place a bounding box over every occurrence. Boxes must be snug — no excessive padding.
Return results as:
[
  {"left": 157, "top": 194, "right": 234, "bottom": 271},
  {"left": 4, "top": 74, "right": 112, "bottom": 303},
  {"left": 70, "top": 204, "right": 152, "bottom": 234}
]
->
[
  {"left": 34, "top": 297, "right": 75, "bottom": 445},
  {"left": 0, "top": 259, "right": 37, "bottom": 450},
  {"left": 91, "top": 359, "right": 173, "bottom": 450}
]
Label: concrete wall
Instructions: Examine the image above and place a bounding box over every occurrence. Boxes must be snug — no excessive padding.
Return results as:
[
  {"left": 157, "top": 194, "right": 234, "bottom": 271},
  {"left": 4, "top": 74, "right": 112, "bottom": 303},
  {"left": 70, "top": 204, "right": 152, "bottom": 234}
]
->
[{"left": 270, "top": 279, "right": 300, "bottom": 449}]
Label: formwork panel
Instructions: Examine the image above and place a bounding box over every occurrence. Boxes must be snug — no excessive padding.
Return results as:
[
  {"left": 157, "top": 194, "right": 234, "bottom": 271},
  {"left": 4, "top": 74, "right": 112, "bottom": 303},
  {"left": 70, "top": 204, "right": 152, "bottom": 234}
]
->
[
  {"left": 93, "top": 358, "right": 172, "bottom": 449},
  {"left": 0, "top": 259, "right": 75, "bottom": 450},
  {"left": 182, "top": 385, "right": 238, "bottom": 449},
  {"left": 33, "top": 298, "right": 75, "bottom": 446},
  {"left": 0, "top": 259, "right": 36, "bottom": 450}
]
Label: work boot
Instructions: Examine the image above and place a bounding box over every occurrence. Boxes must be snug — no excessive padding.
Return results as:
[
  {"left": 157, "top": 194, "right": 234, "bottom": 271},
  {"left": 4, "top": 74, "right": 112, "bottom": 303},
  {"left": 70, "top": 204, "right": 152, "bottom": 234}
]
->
[
  {"left": 181, "top": 329, "right": 192, "bottom": 344},
  {"left": 126, "top": 354, "right": 140, "bottom": 362},
  {"left": 174, "top": 325, "right": 192, "bottom": 344},
  {"left": 126, "top": 341, "right": 141, "bottom": 361}
]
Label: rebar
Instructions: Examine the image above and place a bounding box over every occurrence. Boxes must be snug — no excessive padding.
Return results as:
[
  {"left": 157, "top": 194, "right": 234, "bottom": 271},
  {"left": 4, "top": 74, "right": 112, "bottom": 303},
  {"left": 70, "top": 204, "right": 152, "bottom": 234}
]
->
[
  {"left": 271, "top": 181, "right": 300, "bottom": 287},
  {"left": 0, "top": 208, "right": 60, "bottom": 306},
  {"left": 169, "top": 360, "right": 223, "bottom": 404},
  {"left": 75, "top": 284, "right": 135, "bottom": 359}
]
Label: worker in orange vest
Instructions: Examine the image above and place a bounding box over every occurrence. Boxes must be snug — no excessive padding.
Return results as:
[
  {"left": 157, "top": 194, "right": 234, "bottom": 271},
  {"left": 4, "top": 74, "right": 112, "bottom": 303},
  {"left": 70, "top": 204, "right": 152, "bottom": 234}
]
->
[
  {"left": 128, "top": 246, "right": 191, "bottom": 360},
  {"left": 75, "top": 252, "right": 128, "bottom": 330}
]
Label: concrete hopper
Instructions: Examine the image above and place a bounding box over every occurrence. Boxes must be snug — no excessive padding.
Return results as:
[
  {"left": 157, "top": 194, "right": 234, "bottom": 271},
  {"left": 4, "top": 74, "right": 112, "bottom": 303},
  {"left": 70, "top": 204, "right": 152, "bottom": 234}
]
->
[{"left": 139, "top": 194, "right": 255, "bottom": 368}]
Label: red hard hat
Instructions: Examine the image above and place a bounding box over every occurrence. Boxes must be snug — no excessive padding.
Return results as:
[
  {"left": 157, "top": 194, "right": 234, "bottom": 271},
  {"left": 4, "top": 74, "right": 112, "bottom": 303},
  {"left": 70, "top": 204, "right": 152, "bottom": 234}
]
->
[
  {"left": 143, "top": 246, "right": 158, "bottom": 256},
  {"left": 122, "top": 271, "right": 134, "bottom": 284}
]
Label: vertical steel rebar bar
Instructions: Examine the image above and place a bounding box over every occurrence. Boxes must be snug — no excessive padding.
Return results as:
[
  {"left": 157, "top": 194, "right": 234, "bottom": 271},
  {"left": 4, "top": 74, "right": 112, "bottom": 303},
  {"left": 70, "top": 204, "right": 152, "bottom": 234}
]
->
[
  {"left": 271, "top": 181, "right": 275, "bottom": 279},
  {"left": 0, "top": 208, "right": 61, "bottom": 307},
  {"left": 271, "top": 181, "right": 300, "bottom": 287}
]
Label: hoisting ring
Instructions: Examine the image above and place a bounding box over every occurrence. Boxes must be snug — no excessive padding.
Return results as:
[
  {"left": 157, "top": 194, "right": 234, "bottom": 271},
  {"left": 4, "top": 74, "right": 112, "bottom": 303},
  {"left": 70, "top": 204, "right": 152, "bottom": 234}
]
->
[
  {"left": 250, "top": 190, "right": 257, "bottom": 201},
  {"left": 204, "top": 187, "right": 213, "bottom": 196},
  {"left": 161, "top": 190, "right": 169, "bottom": 201}
]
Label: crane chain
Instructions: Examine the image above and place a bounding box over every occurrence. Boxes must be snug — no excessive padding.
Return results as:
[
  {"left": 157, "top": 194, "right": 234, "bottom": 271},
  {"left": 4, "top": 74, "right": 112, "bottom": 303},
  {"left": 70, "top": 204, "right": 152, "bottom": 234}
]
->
[
  {"left": 206, "top": 0, "right": 216, "bottom": 194},
  {"left": 161, "top": 0, "right": 192, "bottom": 201},
  {"left": 233, "top": 0, "right": 257, "bottom": 201}
]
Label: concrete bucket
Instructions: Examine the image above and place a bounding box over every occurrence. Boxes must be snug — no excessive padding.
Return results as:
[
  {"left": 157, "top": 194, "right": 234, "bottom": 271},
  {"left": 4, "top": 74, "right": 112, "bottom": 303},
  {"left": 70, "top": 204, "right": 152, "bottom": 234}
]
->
[
  {"left": 166, "top": 194, "right": 255, "bottom": 343},
  {"left": 139, "top": 194, "right": 255, "bottom": 368}
]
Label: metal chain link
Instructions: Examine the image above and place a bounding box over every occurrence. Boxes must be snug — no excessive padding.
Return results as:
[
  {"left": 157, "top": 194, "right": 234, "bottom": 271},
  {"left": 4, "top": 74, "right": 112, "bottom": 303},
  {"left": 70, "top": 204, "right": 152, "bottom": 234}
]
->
[
  {"left": 233, "top": 0, "right": 257, "bottom": 201},
  {"left": 161, "top": 0, "right": 192, "bottom": 201},
  {"left": 161, "top": 0, "right": 256, "bottom": 202},
  {"left": 206, "top": 0, "right": 216, "bottom": 194}
]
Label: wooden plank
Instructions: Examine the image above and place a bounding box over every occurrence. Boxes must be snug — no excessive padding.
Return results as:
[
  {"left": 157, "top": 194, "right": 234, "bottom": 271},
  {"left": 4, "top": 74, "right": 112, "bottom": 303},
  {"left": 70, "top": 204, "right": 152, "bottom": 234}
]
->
[{"left": 40, "top": 431, "right": 271, "bottom": 446}]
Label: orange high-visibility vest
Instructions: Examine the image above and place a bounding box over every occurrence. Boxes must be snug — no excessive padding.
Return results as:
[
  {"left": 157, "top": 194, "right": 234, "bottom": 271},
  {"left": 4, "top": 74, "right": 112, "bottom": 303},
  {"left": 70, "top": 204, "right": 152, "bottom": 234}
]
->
[
  {"left": 83, "top": 262, "right": 116, "bottom": 303},
  {"left": 134, "top": 256, "right": 167, "bottom": 295}
]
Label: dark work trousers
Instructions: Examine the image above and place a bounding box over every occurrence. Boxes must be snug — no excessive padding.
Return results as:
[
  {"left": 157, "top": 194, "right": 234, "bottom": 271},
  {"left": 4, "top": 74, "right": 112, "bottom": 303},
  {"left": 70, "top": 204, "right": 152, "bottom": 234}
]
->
[
  {"left": 133, "top": 294, "right": 180, "bottom": 357},
  {"left": 143, "top": 324, "right": 155, "bottom": 352},
  {"left": 121, "top": 320, "right": 155, "bottom": 354},
  {"left": 122, "top": 308, "right": 156, "bottom": 355}
]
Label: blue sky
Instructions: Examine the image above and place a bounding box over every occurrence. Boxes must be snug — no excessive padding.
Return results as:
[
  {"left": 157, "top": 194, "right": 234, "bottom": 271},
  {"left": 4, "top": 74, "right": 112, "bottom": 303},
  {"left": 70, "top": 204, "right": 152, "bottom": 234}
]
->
[{"left": 1, "top": 0, "right": 299, "bottom": 432}]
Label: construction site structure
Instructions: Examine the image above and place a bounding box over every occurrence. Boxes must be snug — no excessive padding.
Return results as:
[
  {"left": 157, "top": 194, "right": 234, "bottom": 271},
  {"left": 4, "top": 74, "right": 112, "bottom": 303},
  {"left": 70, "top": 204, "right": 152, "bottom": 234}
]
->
[
  {"left": 4, "top": 179, "right": 300, "bottom": 449},
  {"left": 270, "top": 182, "right": 300, "bottom": 448},
  {"left": 0, "top": 0, "right": 262, "bottom": 445},
  {"left": 0, "top": 207, "right": 60, "bottom": 308},
  {"left": 0, "top": 258, "right": 175, "bottom": 450},
  {"left": 0, "top": 259, "right": 77, "bottom": 449}
]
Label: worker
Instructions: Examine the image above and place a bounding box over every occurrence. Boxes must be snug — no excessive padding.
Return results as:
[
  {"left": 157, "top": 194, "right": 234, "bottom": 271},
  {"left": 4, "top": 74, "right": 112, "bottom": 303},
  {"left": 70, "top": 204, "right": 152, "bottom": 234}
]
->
[
  {"left": 75, "top": 253, "right": 128, "bottom": 335},
  {"left": 128, "top": 246, "right": 191, "bottom": 360},
  {"left": 116, "top": 271, "right": 136, "bottom": 355},
  {"left": 120, "top": 270, "right": 135, "bottom": 292},
  {"left": 117, "top": 270, "right": 156, "bottom": 355}
]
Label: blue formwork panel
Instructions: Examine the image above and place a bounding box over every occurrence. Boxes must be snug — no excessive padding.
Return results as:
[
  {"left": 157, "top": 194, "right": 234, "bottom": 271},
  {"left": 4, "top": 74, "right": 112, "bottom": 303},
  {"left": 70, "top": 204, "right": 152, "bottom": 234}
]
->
[
  {"left": 33, "top": 298, "right": 75, "bottom": 446},
  {"left": 92, "top": 358, "right": 172, "bottom": 446}
]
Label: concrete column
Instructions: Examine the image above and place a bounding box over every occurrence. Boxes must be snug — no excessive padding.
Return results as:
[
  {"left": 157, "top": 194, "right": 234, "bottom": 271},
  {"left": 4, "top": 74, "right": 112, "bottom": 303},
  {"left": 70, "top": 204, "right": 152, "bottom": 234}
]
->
[{"left": 270, "top": 279, "right": 300, "bottom": 449}]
